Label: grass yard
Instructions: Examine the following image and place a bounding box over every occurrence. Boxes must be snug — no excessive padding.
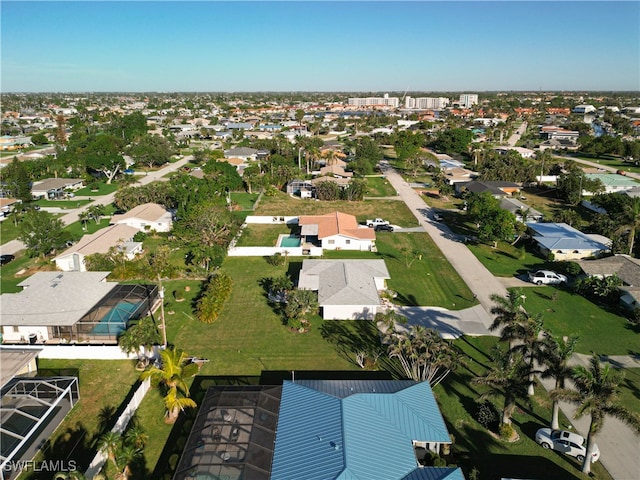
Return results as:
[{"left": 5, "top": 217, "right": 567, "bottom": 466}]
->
[
  {"left": 467, "top": 241, "right": 546, "bottom": 277},
  {"left": 436, "top": 336, "right": 614, "bottom": 480},
  {"left": 20, "top": 360, "right": 140, "bottom": 479},
  {"left": 376, "top": 232, "right": 476, "bottom": 309},
  {"left": 230, "top": 192, "right": 260, "bottom": 210},
  {"left": 64, "top": 217, "right": 112, "bottom": 240},
  {"left": 235, "top": 224, "right": 291, "bottom": 247},
  {"left": 73, "top": 183, "right": 119, "bottom": 196},
  {"left": 519, "top": 287, "right": 638, "bottom": 356},
  {"left": 365, "top": 175, "right": 397, "bottom": 197},
  {"left": 571, "top": 154, "right": 640, "bottom": 175},
  {"left": 255, "top": 191, "right": 419, "bottom": 227},
  {"left": 618, "top": 368, "right": 640, "bottom": 415}
]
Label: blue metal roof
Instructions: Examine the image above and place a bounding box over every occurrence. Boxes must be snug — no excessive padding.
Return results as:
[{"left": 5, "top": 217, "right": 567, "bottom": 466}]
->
[
  {"left": 271, "top": 380, "right": 458, "bottom": 480},
  {"left": 526, "top": 222, "right": 610, "bottom": 252},
  {"left": 402, "top": 467, "right": 466, "bottom": 480}
]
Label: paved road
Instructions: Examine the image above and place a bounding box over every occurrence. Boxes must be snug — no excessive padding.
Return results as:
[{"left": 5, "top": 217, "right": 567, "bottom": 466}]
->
[
  {"left": 507, "top": 121, "right": 528, "bottom": 147},
  {"left": 381, "top": 160, "right": 639, "bottom": 480},
  {"left": 558, "top": 154, "right": 640, "bottom": 181},
  {"left": 380, "top": 160, "right": 507, "bottom": 325},
  {"left": 0, "top": 158, "right": 190, "bottom": 256}
]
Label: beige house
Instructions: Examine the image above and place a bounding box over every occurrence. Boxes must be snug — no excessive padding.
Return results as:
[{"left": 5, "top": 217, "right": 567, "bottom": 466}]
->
[
  {"left": 298, "top": 211, "right": 375, "bottom": 251},
  {"left": 111, "top": 202, "right": 173, "bottom": 233},
  {"left": 54, "top": 224, "right": 141, "bottom": 272}
]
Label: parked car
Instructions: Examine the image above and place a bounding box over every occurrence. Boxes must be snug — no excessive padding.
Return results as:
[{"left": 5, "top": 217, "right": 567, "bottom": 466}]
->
[
  {"left": 374, "top": 224, "right": 394, "bottom": 232},
  {"left": 528, "top": 270, "right": 567, "bottom": 285},
  {"left": 0, "top": 254, "right": 15, "bottom": 266},
  {"left": 366, "top": 218, "right": 390, "bottom": 228},
  {"left": 535, "top": 428, "right": 600, "bottom": 463}
]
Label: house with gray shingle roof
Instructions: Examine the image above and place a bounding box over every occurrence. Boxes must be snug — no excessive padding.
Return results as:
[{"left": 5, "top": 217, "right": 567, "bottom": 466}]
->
[{"left": 298, "top": 259, "right": 390, "bottom": 319}]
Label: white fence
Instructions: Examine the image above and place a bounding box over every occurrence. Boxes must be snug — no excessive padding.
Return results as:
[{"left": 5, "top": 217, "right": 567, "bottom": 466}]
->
[
  {"left": 85, "top": 378, "right": 152, "bottom": 479},
  {"left": 227, "top": 246, "right": 323, "bottom": 257},
  {"left": 0, "top": 344, "right": 137, "bottom": 360},
  {"left": 244, "top": 215, "right": 299, "bottom": 225}
]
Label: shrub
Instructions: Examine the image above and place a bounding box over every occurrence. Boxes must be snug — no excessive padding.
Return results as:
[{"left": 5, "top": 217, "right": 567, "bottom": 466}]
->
[
  {"left": 499, "top": 423, "right": 515, "bottom": 440},
  {"left": 475, "top": 401, "right": 500, "bottom": 430},
  {"left": 552, "top": 260, "right": 581, "bottom": 276},
  {"left": 266, "top": 252, "right": 285, "bottom": 266},
  {"left": 196, "top": 271, "right": 233, "bottom": 323},
  {"left": 133, "top": 231, "right": 147, "bottom": 242}
]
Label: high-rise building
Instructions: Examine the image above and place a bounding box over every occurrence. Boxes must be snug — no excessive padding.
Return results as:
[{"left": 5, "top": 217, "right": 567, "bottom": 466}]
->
[
  {"left": 458, "top": 94, "right": 478, "bottom": 108},
  {"left": 404, "top": 96, "right": 450, "bottom": 109},
  {"left": 348, "top": 93, "right": 399, "bottom": 108}
]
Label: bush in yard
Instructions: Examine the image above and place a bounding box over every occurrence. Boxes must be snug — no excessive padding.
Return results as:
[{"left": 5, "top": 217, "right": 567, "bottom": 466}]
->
[
  {"left": 266, "top": 252, "right": 285, "bottom": 266},
  {"left": 552, "top": 260, "right": 581, "bottom": 276},
  {"left": 499, "top": 422, "right": 515, "bottom": 440},
  {"left": 475, "top": 401, "right": 500, "bottom": 431},
  {"left": 196, "top": 271, "right": 233, "bottom": 323}
]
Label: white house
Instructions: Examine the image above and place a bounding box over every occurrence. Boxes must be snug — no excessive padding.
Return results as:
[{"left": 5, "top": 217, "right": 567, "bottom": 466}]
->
[
  {"left": 31, "top": 178, "right": 85, "bottom": 199},
  {"left": 111, "top": 202, "right": 173, "bottom": 232},
  {"left": 54, "top": 224, "right": 141, "bottom": 272},
  {"left": 526, "top": 222, "right": 611, "bottom": 261},
  {"left": 298, "top": 259, "right": 390, "bottom": 320},
  {"left": 298, "top": 211, "right": 376, "bottom": 251}
]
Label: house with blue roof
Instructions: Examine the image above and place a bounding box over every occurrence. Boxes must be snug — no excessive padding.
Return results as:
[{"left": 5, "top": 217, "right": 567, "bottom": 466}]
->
[
  {"left": 271, "top": 380, "right": 464, "bottom": 480},
  {"left": 172, "top": 380, "right": 465, "bottom": 480},
  {"left": 526, "top": 222, "right": 611, "bottom": 261}
]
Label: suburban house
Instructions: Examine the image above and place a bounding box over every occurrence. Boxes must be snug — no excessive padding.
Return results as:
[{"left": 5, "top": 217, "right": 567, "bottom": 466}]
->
[
  {"left": 0, "top": 271, "right": 157, "bottom": 344},
  {"left": 297, "top": 212, "right": 376, "bottom": 251},
  {"left": 297, "top": 259, "right": 390, "bottom": 320},
  {"left": 54, "top": 224, "right": 141, "bottom": 272},
  {"left": 493, "top": 146, "right": 535, "bottom": 158},
  {"left": 223, "top": 147, "right": 258, "bottom": 162},
  {"left": 0, "top": 347, "right": 79, "bottom": 480},
  {"left": 583, "top": 173, "right": 639, "bottom": 194},
  {"left": 455, "top": 180, "right": 520, "bottom": 198},
  {"left": 576, "top": 254, "right": 640, "bottom": 310},
  {"left": 286, "top": 179, "right": 315, "bottom": 198},
  {"left": 526, "top": 222, "right": 611, "bottom": 260},
  {"left": 111, "top": 202, "right": 173, "bottom": 233},
  {"left": 500, "top": 197, "right": 544, "bottom": 223},
  {"left": 0, "top": 197, "right": 21, "bottom": 217},
  {"left": 30, "top": 178, "right": 85, "bottom": 199},
  {"left": 172, "top": 380, "right": 464, "bottom": 480}
]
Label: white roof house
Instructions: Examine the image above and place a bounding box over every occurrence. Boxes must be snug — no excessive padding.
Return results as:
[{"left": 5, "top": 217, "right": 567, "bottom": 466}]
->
[
  {"left": 54, "top": 224, "right": 141, "bottom": 272},
  {"left": 111, "top": 202, "right": 173, "bottom": 232},
  {"left": 298, "top": 259, "right": 390, "bottom": 320},
  {"left": 297, "top": 212, "right": 376, "bottom": 251}
]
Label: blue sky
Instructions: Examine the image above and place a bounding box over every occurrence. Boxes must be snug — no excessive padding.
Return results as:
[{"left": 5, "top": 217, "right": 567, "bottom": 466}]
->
[{"left": 2, "top": 1, "right": 639, "bottom": 92}]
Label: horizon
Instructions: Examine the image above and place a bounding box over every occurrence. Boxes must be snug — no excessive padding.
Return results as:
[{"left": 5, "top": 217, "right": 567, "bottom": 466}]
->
[{"left": 2, "top": 1, "right": 639, "bottom": 93}]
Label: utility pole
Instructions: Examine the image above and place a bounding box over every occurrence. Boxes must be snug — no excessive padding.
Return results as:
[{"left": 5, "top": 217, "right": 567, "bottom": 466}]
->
[{"left": 298, "top": 147, "right": 304, "bottom": 171}]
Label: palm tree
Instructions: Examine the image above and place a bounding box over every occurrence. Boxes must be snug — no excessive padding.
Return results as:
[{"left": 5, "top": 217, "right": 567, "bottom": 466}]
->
[
  {"left": 489, "top": 289, "right": 528, "bottom": 352},
  {"left": 472, "top": 345, "right": 530, "bottom": 426},
  {"left": 78, "top": 211, "right": 90, "bottom": 231},
  {"left": 97, "top": 431, "right": 122, "bottom": 470},
  {"left": 619, "top": 197, "right": 640, "bottom": 255},
  {"left": 507, "top": 313, "right": 545, "bottom": 395},
  {"left": 139, "top": 347, "right": 199, "bottom": 424},
  {"left": 551, "top": 354, "right": 640, "bottom": 474},
  {"left": 540, "top": 333, "right": 578, "bottom": 429}
]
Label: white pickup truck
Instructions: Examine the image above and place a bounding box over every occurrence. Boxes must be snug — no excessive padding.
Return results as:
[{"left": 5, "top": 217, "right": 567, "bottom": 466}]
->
[{"left": 366, "top": 218, "right": 390, "bottom": 228}]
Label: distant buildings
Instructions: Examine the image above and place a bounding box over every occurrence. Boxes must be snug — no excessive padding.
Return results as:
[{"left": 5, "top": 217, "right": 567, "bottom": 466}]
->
[
  {"left": 348, "top": 93, "right": 399, "bottom": 108},
  {"left": 404, "top": 96, "right": 450, "bottom": 110},
  {"left": 458, "top": 94, "right": 478, "bottom": 108}
]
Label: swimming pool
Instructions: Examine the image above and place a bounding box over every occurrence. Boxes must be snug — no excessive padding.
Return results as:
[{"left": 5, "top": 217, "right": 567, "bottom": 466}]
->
[
  {"left": 277, "top": 235, "right": 302, "bottom": 248},
  {"left": 90, "top": 301, "right": 143, "bottom": 336}
]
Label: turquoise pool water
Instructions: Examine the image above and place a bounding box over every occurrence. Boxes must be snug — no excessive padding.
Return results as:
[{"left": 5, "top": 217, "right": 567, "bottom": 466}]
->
[
  {"left": 90, "top": 301, "right": 142, "bottom": 335},
  {"left": 279, "top": 236, "right": 301, "bottom": 248}
]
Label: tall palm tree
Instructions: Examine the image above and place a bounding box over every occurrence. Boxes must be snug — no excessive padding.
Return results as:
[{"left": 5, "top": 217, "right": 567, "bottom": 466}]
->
[
  {"left": 489, "top": 289, "right": 528, "bottom": 352},
  {"left": 619, "top": 197, "right": 640, "bottom": 255},
  {"left": 97, "top": 431, "right": 122, "bottom": 471},
  {"left": 140, "top": 347, "right": 199, "bottom": 424},
  {"left": 507, "top": 312, "right": 545, "bottom": 395},
  {"left": 540, "top": 333, "right": 578, "bottom": 429},
  {"left": 552, "top": 354, "right": 640, "bottom": 475},
  {"left": 472, "top": 345, "right": 530, "bottom": 426}
]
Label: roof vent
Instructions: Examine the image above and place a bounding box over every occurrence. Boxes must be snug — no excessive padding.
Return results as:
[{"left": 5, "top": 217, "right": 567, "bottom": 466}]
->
[
  {"left": 330, "top": 441, "right": 340, "bottom": 451},
  {"left": 316, "top": 435, "right": 323, "bottom": 442}
]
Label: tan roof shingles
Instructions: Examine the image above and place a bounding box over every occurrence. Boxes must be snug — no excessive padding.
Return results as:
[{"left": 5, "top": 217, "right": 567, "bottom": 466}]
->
[
  {"left": 111, "top": 202, "right": 168, "bottom": 223},
  {"left": 57, "top": 224, "right": 139, "bottom": 258}
]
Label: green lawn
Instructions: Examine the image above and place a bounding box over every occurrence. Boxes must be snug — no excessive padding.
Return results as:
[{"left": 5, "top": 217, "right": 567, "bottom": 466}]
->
[
  {"left": 467, "top": 241, "right": 546, "bottom": 277},
  {"left": 230, "top": 192, "right": 260, "bottom": 210},
  {"left": 235, "top": 224, "right": 291, "bottom": 246},
  {"left": 519, "top": 287, "right": 638, "bottom": 356},
  {"left": 570, "top": 154, "right": 640, "bottom": 175},
  {"left": 73, "top": 182, "right": 119, "bottom": 196},
  {"left": 0, "top": 252, "right": 45, "bottom": 293},
  {"left": 365, "top": 175, "right": 397, "bottom": 197},
  {"left": 20, "top": 360, "right": 140, "bottom": 479},
  {"left": 64, "top": 217, "right": 112, "bottom": 240},
  {"left": 255, "top": 191, "right": 419, "bottom": 228},
  {"left": 618, "top": 368, "right": 640, "bottom": 415},
  {"left": 439, "top": 336, "right": 614, "bottom": 480}
]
